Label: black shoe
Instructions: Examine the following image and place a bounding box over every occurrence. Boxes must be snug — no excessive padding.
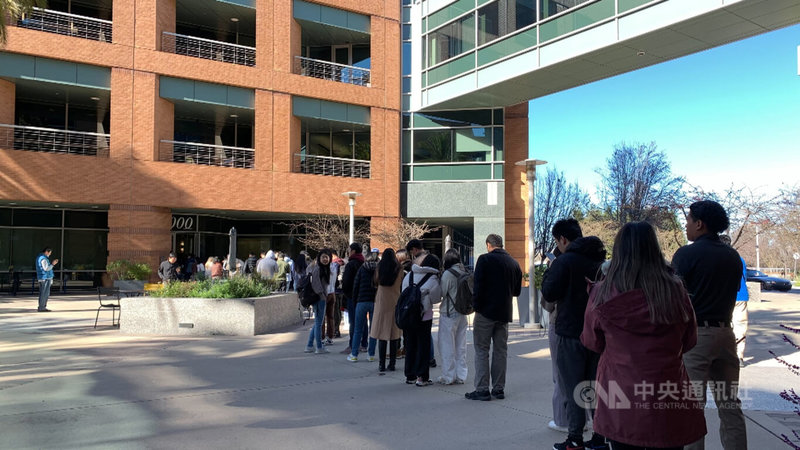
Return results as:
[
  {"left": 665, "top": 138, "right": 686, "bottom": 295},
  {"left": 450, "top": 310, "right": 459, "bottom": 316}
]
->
[
  {"left": 553, "top": 438, "right": 584, "bottom": 450},
  {"left": 429, "top": 359, "right": 437, "bottom": 368},
  {"left": 405, "top": 378, "right": 416, "bottom": 384},
  {"left": 37, "top": 308, "right": 52, "bottom": 312},
  {"left": 379, "top": 366, "right": 386, "bottom": 372},
  {"left": 491, "top": 389, "right": 505, "bottom": 399},
  {"left": 334, "top": 331, "right": 341, "bottom": 338},
  {"left": 387, "top": 365, "right": 395, "bottom": 371},
  {"left": 464, "top": 390, "right": 491, "bottom": 401},
  {"left": 586, "top": 433, "right": 608, "bottom": 450}
]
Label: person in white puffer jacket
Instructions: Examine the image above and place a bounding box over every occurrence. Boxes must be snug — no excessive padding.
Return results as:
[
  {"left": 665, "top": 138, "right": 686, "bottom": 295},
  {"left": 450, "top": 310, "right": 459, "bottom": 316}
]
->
[
  {"left": 437, "top": 248, "right": 469, "bottom": 385},
  {"left": 401, "top": 253, "right": 442, "bottom": 387}
]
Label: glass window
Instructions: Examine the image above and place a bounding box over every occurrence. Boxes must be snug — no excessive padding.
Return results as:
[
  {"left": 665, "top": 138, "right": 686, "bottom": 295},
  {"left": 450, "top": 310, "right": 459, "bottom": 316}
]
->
[
  {"left": 413, "top": 130, "right": 452, "bottom": 162},
  {"left": 354, "top": 132, "right": 371, "bottom": 161},
  {"left": 428, "top": 14, "right": 475, "bottom": 67},
  {"left": 0, "top": 228, "right": 10, "bottom": 270},
  {"left": 0, "top": 208, "right": 10, "bottom": 226},
  {"left": 13, "top": 209, "right": 61, "bottom": 227},
  {"left": 402, "top": 131, "right": 412, "bottom": 162},
  {"left": 414, "top": 110, "right": 493, "bottom": 128},
  {"left": 352, "top": 45, "right": 371, "bottom": 68},
  {"left": 479, "top": 0, "right": 536, "bottom": 45},
  {"left": 65, "top": 211, "right": 108, "bottom": 229},
  {"left": 308, "top": 132, "right": 331, "bottom": 156},
  {"left": 454, "top": 128, "right": 492, "bottom": 161},
  {"left": 493, "top": 127, "right": 504, "bottom": 161},
  {"left": 402, "top": 113, "right": 411, "bottom": 129},
  {"left": 402, "top": 42, "right": 412, "bottom": 76},
  {"left": 478, "top": 1, "right": 499, "bottom": 45},
  {"left": 63, "top": 230, "right": 107, "bottom": 270},
  {"left": 11, "top": 229, "right": 62, "bottom": 271},
  {"left": 402, "top": 24, "right": 411, "bottom": 40},
  {"left": 402, "top": 77, "right": 411, "bottom": 92},
  {"left": 493, "top": 108, "right": 504, "bottom": 125},
  {"left": 540, "top": 0, "right": 593, "bottom": 19},
  {"left": 402, "top": 165, "right": 411, "bottom": 181},
  {"left": 331, "top": 132, "right": 353, "bottom": 158}
]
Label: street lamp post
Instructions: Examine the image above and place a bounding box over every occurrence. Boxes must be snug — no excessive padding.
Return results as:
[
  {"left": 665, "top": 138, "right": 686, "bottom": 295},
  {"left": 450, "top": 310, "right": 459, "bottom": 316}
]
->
[
  {"left": 515, "top": 158, "right": 547, "bottom": 328},
  {"left": 341, "top": 192, "right": 362, "bottom": 244}
]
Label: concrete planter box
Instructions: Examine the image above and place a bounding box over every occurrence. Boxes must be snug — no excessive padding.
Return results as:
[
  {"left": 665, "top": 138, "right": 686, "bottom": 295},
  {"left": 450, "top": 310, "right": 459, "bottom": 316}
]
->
[
  {"left": 113, "top": 280, "right": 146, "bottom": 291},
  {"left": 120, "top": 292, "right": 301, "bottom": 336}
]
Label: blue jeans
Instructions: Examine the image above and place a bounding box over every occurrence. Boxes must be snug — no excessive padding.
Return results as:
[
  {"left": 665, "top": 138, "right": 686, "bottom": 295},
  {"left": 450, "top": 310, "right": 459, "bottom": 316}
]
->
[
  {"left": 38, "top": 279, "right": 52, "bottom": 310},
  {"left": 351, "top": 302, "right": 376, "bottom": 357},
  {"left": 347, "top": 296, "right": 368, "bottom": 349},
  {"left": 306, "top": 298, "right": 326, "bottom": 349}
]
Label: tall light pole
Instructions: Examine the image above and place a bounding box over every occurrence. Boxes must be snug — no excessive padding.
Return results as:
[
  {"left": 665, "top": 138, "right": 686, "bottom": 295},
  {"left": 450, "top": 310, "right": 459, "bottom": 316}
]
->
[
  {"left": 515, "top": 158, "right": 547, "bottom": 328},
  {"left": 342, "top": 191, "right": 362, "bottom": 244}
]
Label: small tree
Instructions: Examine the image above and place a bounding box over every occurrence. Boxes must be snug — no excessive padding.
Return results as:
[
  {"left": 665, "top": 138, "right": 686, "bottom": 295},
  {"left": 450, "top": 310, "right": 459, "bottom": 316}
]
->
[
  {"left": 0, "top": 0, "right": 47, "bottom": 44},
  {"left": 369, "top": 218, "right": 441, "bottom": 251},
  {"left": 534, "top": 167, "right": 590, "bottom": 261},
  {"left": 285, "top": 215, "right": 370, "bottom": 257}
]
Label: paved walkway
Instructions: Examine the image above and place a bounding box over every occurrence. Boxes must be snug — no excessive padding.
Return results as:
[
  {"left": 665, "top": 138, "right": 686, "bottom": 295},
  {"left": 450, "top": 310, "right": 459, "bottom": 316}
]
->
[{"left": 1, "top": 289, "right": 799, "bottom": 449}]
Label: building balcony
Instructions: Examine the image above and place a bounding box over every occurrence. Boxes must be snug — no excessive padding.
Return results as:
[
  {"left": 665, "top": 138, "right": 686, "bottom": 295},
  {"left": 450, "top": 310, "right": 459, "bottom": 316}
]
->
[
  {"left": 15, "top": 7, "right": 111, "bottom": 42},
  {"left": 0, "top": 124, "right": 109, "bottom": 157},
  {"left": 293, "top": 153, "right": 370, "bottom": 179},
  {"left": 162, "top": 32, "right": 255, "bottom": 67},
  {"left": 160, "top": 140, "right": 254, "bottom": 169},
  {"left": 294, "top": 56, "right": 371, "bottom": 87}
]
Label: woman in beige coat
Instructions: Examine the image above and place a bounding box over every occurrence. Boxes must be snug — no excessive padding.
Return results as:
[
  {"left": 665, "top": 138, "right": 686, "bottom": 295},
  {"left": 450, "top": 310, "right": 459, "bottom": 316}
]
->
[{"left": 370, "top": 248, "right": 404, "bottom": 372}]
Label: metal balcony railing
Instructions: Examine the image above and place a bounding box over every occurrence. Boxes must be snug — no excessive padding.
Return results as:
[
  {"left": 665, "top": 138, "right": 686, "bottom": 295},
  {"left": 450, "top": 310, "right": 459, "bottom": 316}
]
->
[
  {"left": 293, "top": 153, "right": 370, "bottom": 178},
  {"left": 15, "top": 8, "right": 112, "bottom": 42},
  {"left": 162, "top": 32, "right": 255, "bottom": 67},
  {"left": 160, "top": 140, "right": 255, "bottom": 169},
  {"left": 294, "top": 56, "right": 371, "bottom": 87},
  {"left": 0, "top": 124, "right": 109, "bottom": 156}
]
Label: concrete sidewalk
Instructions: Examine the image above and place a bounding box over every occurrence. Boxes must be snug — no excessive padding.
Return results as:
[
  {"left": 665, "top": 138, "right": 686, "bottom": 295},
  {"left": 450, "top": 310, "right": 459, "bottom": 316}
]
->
[{"left": 1, "top": 290, "right": 798, "bottom": 449}]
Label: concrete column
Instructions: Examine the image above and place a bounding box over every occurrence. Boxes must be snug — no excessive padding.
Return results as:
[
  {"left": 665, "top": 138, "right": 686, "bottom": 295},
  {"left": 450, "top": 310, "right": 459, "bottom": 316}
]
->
[
  {"left": 0, "top": 79, "right": 15, "bottom": 149},
  {"left": 503, "top": 102, "right": 529, "bottom": 270},
  {"left": 255, "top": 0, "right": 274, "bottom": 77},
  {"left": 110, "top": 68, "right": 133, "bottom": 159},
  {"left": 107, "top": 204, "right": 172, "bottom": 282},
  {"left": 273, "top": 0, "right": 296, "bottom": 74},
  {"left": 253, "top": 89, "right": 273, "bottom": 171}
]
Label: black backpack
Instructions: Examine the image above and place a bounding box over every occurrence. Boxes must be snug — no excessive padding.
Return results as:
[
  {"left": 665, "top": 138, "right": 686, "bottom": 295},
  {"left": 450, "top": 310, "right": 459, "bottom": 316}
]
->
[
  {"left": 297, "top": 273, "right": 317, "bottom": 308},
  {"left": 395, "top": 271, "right": 433, "bottom": 330},
  {"left": 447, "top": 267, "right": 474, "bottom": 315}
]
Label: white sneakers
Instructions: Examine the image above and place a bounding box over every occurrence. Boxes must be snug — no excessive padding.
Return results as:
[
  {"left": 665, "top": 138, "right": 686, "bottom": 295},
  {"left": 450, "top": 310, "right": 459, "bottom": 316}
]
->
[
  {"left": 547, "top": 421, "right": 568, "bottom": 433},
  {"left": 346, "top": 355, "right": 358, "bottom": 362},
  {"left": 315, "top": 347, "right": 329, "bottom": 354},
  {"left": 304, "top": 346, "right": 314, "bottom": 353}
]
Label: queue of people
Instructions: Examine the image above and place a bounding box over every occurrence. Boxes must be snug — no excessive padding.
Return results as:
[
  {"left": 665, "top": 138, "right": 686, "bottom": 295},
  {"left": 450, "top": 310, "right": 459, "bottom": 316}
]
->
[{"left": 158, "top": 249, "right": 295, "bottom": 289}]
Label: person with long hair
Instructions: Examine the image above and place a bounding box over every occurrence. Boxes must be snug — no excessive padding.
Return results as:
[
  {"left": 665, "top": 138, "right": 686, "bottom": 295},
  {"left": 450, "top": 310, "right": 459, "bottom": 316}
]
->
[
  {"left": 437, "top": 248, "right": 469, "bottom": 385},
  {"left": 370, "top": 248, "right": 404, "bottom": 372},
  {"left": 581, "top": 222, "right": 706, "bottom": 450},
  {"left": 348, "top": 250, "right": 379, "bottom": 362},
  {"left": 305, "top": 249, "right": 332, "bottom": 354},
  {"left": 402, "top": 252, "right": 442, "bottom": 386}
]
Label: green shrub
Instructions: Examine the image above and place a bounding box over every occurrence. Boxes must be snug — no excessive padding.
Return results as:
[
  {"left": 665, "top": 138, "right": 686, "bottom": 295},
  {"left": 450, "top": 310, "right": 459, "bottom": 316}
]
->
[
  {"left": 107, "top": 260, "right": 152, "bottom": 280},
  {"left": 151, "top": 276, "right": 276, "bottom": 298}
]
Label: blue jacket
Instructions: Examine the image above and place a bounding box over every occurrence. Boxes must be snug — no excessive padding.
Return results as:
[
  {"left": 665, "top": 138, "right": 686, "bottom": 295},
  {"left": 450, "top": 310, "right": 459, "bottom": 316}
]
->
[
  {"left": 736, "top": 257, "right": 749, "bottom": 301},
  {"left": 36, "top": 253, "right": 54, "bottom": 280}
]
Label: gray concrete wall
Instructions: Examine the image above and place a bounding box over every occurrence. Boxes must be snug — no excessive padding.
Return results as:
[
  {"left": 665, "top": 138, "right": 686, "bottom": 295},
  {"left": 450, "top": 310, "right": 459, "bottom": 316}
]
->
[
  {"left": 402, "top": 181, "right": 505, "bottom": 219},
  {"left": 120, "top": 293, "right": 301, "bottom": 336}
]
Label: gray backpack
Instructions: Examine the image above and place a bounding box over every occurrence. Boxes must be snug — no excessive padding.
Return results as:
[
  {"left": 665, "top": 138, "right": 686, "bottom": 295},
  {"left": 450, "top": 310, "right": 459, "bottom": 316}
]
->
[{"left": 447, "top": 267, "right": 474, "bottom": 315}]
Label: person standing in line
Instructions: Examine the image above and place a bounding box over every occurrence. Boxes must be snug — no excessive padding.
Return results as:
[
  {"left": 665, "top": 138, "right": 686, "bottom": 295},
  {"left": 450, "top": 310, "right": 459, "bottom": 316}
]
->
[
  {"left": 321, "top": 253, "right": 340, "bottom": 345},
  {"left": 406, "top": 239, "right": 438, "bottom": 368},
  {"left": 244, "top": 252, "right": 259, "bottom": 277},
  {"left": 341, "top": 243, "right": 365, "bottom": 354},
  {"left": 541, "top": 218, "right": 607, "bottom": 450},
  {"left": 720, "top": 235, "right": 750, "bottom": 368},
  {"left": 437, "top": 248, "right": 469, "bottom": 385},
  {"left": 465, "top": 234, "right": 522, "bottom": 401},
  {"left": 35, "top": 247, "right": 58, "bottom": 312},
  {"left": 370, "top": 248, "right": 404, "bottom": 373},
  {"left": 402, "top": 252, "right": 441, "bottom": 386},
  {"left": 305, "top": 249, "right": 333, "bottom": 354},
  {"left": 210, "top": 257, "right": 223, "bottom": 280},
  {"left": 348, "top": 251, "right": 379, "bottom": 362},
  {"left": 673, "top": 200, "right": 747, "bottom": 450},
  {"left": 158, "top": 252, "right": 181, "bottom": 283},
  {"left": 582, "top": 221, "right": 706, "bottom": 450},
  {"left": 395, "top": 248, "right": 412, "bottom": 360},
  {"left": 541, "top": 247, "right": 569, "bottom": 433}
]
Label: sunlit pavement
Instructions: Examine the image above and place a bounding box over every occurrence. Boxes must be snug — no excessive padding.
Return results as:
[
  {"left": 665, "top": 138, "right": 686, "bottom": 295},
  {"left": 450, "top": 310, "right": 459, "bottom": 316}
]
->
[{"left": 1, "top": 289, "right": 798, "bottom": 449}]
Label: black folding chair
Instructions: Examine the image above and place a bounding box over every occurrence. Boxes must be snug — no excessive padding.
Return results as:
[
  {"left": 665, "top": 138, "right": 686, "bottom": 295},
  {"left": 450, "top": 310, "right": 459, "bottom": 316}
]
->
[{"left": 95, "top": 287, "right": 121, "bottom": 328}]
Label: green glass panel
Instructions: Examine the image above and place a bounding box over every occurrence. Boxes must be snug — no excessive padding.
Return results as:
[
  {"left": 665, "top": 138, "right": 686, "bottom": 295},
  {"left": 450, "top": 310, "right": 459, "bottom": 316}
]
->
[
  {"left": 414, "top": 130, "right": 452, "bottom": 162},
  {"left": 402, "top": 165, "right": 411, "bottom": 181},
  {"left": 493, "top": 108, "right": 503, "bottom": 125},
  {"left": 403, "top": 7, "right": 411, "bottom": 22},
  {"left": 414, "top": 110, "right": 492, "bottom": 128},
  {"left": 477, "top": 27, "right": 537, "bottom": 66},
  {"left": 619, "top": 0, "right": 652, "bottom": 12},
  {"left": 422, "top": 72, "right": 427, "bottom": 87},
  {"left": 428, "top": 0, "right": 474, "bottom": 31},
  {"left": 540, "top": 0, "right": 614, "bottom": 43},
  {"left": 493, "top": 164, "right": 504, "bottom": 179},
  {"left": 11, "top": 229, "right": 62, "bottom": 271},
  {"left": 477, "top": 0, "right": 493, "bottom": 5},
  {"left": 402, "top": 131, "right": 412, "bottom": 162},
  {"left": 0, "top": 208, "right": 11, "bottom": 226},
  {"left": 422, "top": 17, "right": 426, "bottom": 32},
  {"left": 0, "top": 228, "right": 9, "bottom": 270},
  {"left": 454, "top": 128, "right": 491, "bottom": 161},
  {"left": 427, "top": 53, "right": 475, "bottom": 85},
  {"left": 413, "top": 164, "right": 492, "bottom": 181}
]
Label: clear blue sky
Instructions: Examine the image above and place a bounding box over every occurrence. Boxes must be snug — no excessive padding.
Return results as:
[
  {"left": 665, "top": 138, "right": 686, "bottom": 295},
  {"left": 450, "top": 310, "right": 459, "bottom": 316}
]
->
[{"left": 529, "top": 24, "right": 800, "bottom": 199}]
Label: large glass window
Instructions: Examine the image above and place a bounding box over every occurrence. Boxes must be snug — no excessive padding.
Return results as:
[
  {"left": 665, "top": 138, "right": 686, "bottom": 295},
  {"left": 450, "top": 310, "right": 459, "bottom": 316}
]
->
[
  {"left": 300, "top": 120, "right": 370, "bottom": 161},
  {"left": 454, "top": 128, "right": 492, "bottom": 161},
  {"left": 428, "top": 14, "right": 475, "bottom": 67},
  {"left": 63, "top": 230, "right": 107, "bottom": 271},
  {"left": 540, "top": 0, "right": 593, "bottom": 19},
  {"left": 414, "top": 130, "right": 452, "bottom": 162},
  {"left": 478, "top": 0, "right": 536, "bottom": 46},
  {"left": 11, "top": 229, "right": 62, "bottom": 271}
]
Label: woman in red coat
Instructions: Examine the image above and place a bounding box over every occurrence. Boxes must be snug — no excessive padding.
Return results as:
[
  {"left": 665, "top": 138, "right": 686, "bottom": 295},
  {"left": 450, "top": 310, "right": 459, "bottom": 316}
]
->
[{"left": 581, "top": 221, "right": 706, "bottom": 450}]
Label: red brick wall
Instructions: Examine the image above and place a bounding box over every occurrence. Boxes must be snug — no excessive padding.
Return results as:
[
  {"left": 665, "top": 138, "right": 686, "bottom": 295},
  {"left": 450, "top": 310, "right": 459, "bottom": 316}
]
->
[{"left": 504, "top": 102, "right": 530, "bottom": 272}]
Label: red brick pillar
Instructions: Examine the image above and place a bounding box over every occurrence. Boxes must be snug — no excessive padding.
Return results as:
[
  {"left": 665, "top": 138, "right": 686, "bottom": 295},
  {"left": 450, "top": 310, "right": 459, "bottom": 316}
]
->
[
  {"left": 504, "top": 102, "right": 529, "bottom": 271},
  {"left": 0, "top": 79, "right": 15, "bottom": 149},
  {"left": 107, "top": 204, "right": 172, "bottom": 282}
]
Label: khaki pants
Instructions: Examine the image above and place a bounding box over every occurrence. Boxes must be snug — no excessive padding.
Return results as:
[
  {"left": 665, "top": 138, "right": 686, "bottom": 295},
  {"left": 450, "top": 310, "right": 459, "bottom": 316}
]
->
[
  {"left": 683, "top": 326, "right": 747, "bottom": 450},
  {"left": 732, "top": 301, "right": 748, "bottom": 360}
]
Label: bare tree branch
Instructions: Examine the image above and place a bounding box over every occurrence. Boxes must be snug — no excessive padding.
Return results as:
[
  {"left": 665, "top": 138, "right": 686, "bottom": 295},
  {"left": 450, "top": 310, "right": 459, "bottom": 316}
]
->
[{"left": 370, "top": 218, "right": 441, "bottom": 251}]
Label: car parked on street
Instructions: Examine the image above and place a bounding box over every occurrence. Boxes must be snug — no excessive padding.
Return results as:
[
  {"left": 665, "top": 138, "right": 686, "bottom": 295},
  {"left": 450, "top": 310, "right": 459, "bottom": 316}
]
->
[{"left": 746, "top": 269, "right": 792, "bottom": 291}]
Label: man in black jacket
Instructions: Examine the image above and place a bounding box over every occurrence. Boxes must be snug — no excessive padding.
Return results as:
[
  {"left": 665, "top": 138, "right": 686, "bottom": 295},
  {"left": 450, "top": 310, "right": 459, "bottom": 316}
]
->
[
  {"left": 158, "top": 252, "right": 181, "bottom": 282},
  {"left": 341, "top": 243, "right": 365, "bottom": 354},
  {"left": 673, "top": 200, "right": 746, "bottom": 450},
  {"left": 541, "top": 219, "right": 607, "bottom": 450},
  {"left": 465, "top": 234, "right": 522, "bottom": 401}
]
